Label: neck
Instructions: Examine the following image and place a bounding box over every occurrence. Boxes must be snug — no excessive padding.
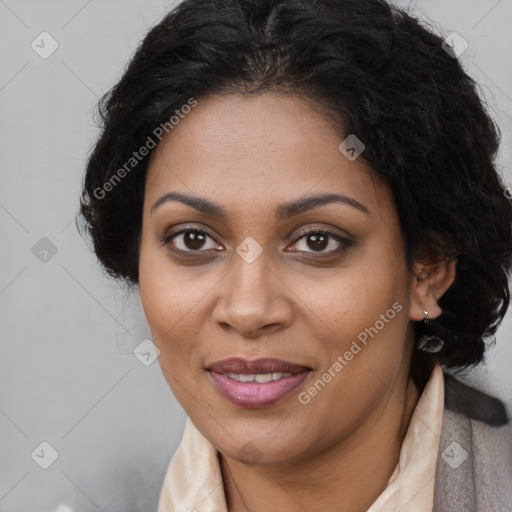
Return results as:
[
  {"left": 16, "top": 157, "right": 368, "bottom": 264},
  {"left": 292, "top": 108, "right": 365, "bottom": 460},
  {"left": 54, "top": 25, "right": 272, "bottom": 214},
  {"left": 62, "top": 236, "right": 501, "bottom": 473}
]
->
[{"left": 220, "top": 369, "right": 420, "bottom": 512}]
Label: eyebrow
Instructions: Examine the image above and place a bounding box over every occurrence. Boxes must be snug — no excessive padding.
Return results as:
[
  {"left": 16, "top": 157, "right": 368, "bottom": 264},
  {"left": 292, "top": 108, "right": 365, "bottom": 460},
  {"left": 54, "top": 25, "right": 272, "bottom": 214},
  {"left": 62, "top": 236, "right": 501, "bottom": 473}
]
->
[{"left": 150, "top": 191, "right": 370, "bottom": 219}]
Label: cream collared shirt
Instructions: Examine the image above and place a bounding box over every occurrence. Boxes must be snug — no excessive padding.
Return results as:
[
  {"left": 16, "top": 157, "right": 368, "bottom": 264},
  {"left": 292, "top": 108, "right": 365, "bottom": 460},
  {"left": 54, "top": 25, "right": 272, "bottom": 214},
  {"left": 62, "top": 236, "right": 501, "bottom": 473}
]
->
[{"left": 157, "top": 364, "right": 445, "bottom": 512}]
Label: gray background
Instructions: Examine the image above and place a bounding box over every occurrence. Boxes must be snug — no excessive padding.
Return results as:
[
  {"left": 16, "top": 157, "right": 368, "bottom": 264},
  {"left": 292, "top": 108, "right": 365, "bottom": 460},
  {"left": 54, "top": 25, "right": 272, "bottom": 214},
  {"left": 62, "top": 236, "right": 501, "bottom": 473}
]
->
[{"left": 1, "top": 1, "right": 511, "bottom": 511}]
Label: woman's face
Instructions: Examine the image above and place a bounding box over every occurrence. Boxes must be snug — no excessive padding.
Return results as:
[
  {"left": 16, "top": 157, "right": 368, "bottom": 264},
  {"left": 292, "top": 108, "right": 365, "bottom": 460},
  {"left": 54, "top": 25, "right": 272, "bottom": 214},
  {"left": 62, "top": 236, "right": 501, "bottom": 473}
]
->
[{"left": 139, "top": 92, "right": 418, "bottom": 464}]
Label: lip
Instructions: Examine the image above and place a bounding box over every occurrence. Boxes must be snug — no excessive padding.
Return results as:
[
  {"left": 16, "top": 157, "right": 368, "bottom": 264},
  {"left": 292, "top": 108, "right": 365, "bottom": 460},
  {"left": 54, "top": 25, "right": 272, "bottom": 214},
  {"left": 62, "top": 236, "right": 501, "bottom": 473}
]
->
[
  {"left": 207, "top": 357, "right": 311, "bottom": 375},
  {"left": 206, "top": 357, "right": 311, "bottom": 408}
]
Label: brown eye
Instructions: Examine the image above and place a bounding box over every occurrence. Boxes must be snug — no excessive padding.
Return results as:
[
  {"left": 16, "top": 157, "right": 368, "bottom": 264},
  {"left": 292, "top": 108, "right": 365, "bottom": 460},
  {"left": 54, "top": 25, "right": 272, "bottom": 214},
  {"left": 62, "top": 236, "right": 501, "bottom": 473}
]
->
[
  {"left": 163, "top": 228, "right": 222, "bottom": 253},
  {"left": 304, "top": 232, "right": 329, "bottom": 251},
  {"left": 290, "top": 229, "right": 351, "bottom": 255}
]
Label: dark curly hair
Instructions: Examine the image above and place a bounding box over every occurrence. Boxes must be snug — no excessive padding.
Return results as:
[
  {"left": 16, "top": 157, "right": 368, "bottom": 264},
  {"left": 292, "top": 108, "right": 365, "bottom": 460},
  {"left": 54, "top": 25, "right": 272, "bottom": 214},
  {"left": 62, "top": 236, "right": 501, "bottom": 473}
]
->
[{"left": 79, "top": 0, "right": 512, "bottom": 379}]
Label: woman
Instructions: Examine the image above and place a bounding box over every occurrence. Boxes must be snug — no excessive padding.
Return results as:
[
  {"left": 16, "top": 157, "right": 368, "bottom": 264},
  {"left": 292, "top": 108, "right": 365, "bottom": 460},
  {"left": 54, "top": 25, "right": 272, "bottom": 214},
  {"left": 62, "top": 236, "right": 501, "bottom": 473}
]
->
[{"left": 79, "top": 0, "right": 512, "bottom": 510}]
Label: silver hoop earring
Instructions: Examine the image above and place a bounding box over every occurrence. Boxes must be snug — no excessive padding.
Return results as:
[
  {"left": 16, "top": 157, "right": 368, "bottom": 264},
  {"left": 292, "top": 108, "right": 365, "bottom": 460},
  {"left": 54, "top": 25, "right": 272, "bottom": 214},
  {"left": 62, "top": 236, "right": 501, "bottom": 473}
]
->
[{"left": 423, "top": 309, "right": 429, "bottom": 323}]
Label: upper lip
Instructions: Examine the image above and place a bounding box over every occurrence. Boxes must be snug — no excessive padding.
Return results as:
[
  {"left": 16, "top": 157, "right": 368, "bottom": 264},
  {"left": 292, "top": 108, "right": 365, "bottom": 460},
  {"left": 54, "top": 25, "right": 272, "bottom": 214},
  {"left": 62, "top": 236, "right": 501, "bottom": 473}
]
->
[{"left": 207, "top": 357, "right": 311, "bottom": 375}]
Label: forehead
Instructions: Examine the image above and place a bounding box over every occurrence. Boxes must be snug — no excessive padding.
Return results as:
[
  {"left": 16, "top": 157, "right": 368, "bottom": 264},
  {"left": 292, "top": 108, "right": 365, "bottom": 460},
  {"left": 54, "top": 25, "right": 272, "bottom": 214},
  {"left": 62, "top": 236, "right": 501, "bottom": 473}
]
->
[{"left": 144, "top": 93, "right": 391, "bottom": 217}]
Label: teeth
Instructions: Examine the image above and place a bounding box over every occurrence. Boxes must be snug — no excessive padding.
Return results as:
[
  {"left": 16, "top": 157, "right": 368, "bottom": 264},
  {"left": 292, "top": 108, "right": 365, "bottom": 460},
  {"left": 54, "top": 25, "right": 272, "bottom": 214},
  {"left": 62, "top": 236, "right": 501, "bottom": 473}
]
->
[
  {"left": 255, "top": 373, "right": 273, "bottom": 383},
  {"left": 227, "top": 372, "right": 293, "bottom": 382}
]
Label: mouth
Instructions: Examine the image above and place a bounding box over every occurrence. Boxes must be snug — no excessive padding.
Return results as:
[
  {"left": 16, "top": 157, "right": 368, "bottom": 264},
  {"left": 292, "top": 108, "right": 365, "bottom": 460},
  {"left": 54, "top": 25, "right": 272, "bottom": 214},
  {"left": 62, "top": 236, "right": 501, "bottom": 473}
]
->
[{"left": 206, "top": 357, "right": 311, "bottom": 408}]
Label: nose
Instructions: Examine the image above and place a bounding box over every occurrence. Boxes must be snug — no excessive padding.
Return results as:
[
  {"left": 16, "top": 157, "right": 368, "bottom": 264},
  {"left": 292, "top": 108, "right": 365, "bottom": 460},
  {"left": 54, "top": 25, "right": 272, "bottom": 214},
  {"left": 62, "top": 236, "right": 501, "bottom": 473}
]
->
[{"left": 211, "top": 248, "right": 294, "bottom": 338}]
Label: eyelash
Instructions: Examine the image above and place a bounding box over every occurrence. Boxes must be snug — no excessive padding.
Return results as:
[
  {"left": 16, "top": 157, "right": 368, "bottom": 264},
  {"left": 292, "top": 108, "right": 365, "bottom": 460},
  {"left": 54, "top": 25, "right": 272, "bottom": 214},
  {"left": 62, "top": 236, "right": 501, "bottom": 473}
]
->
[{"left": 161, "top": 226, "right": 352, "bottom": 257}]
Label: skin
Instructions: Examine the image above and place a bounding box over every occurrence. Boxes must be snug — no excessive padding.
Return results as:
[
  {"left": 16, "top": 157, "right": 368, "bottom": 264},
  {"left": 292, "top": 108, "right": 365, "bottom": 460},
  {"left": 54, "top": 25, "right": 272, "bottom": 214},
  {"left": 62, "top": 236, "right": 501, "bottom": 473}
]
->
[{"left": 138, "top": 92, "right": 455, "bottom": 512}]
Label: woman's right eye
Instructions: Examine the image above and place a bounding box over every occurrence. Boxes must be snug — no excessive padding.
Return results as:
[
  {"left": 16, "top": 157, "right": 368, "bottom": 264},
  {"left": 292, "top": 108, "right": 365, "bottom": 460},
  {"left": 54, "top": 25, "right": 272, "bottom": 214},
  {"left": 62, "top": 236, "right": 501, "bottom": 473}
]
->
[{"left": 163, "top": 227, "right": 223, "bottom": 253}]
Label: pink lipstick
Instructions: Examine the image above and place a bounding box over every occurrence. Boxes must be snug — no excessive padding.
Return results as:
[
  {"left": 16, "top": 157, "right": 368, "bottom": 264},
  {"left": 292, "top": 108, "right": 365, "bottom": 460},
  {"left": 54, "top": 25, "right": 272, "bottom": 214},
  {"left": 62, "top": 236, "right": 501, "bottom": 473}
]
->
[{"left": 207, "top": 357, "right": 311, "bottom": 408}]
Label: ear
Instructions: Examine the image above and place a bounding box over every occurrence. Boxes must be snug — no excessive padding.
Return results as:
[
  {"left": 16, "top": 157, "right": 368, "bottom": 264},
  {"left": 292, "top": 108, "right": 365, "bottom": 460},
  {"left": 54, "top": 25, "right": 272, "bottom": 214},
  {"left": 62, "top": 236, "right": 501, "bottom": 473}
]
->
[{"left": 409, "top": 257, "right": 456, "bottom": 322}]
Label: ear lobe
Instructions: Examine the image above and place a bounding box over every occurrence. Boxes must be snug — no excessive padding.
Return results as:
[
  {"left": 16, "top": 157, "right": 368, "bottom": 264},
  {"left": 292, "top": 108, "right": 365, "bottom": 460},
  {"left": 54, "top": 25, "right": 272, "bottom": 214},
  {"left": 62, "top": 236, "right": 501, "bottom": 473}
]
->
[{"left": 409, "top": 259, "right": 456, "bottom": 322}]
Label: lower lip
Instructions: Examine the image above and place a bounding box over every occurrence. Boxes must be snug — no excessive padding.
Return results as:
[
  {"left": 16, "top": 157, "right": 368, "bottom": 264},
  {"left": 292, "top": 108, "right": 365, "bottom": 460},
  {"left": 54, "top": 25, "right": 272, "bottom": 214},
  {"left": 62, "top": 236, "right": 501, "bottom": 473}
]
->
[{"left": 208, "top": 371, "right": 310, "bottom": 408}]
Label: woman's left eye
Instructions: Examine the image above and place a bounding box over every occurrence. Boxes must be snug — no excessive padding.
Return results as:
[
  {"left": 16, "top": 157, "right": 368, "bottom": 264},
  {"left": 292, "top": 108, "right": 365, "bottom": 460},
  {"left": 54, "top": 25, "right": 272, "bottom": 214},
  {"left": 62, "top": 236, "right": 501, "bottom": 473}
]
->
[
  {"left": 162, "top": 227, "right": 351, "bottom": 256},
  {"left": 288, "top": 229, "right": 351, "bottom": 255}
]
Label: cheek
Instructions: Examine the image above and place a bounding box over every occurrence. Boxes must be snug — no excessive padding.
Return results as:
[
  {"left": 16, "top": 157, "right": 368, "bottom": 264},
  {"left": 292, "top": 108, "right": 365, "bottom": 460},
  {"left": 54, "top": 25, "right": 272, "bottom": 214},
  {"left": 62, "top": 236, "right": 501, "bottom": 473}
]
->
[
  {"left": 298, "top": 260, "right": 408, "bottom": 344},
  {"left": 139, "top": 224, "right": 203, "bottom": 328},
  {"left": 138, "top": 236, "right": 199, "bottom": 366},
  {"left": 138, "top": 258, "right": 205, "bottom": 407},
  {"left": 297, "top": 251, "right": 411, "bottom": 396},
  {"left": 319, "top": 300, "right": 408, "bottom": 391}
]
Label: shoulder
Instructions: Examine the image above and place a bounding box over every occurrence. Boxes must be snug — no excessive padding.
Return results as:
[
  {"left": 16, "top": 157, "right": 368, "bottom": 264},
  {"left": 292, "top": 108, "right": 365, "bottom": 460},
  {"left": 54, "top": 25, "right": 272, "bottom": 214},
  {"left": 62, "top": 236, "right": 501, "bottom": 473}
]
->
[
  {"left": 443, "top": 372, "right": 509, "bottom": 426},
  {"left": 441, "top": 372, "right": 512, "bottom": 469},
  {"left": 433, "top": 372, "right": 512, "bottom": 512}
]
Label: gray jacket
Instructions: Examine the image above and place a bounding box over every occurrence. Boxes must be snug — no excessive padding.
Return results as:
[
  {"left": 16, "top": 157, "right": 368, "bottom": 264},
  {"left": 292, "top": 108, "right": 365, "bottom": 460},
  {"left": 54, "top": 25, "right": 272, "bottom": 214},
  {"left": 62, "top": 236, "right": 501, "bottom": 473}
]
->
[{"left": 434, "top": 374, "right": 512, "bottom": 511}]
